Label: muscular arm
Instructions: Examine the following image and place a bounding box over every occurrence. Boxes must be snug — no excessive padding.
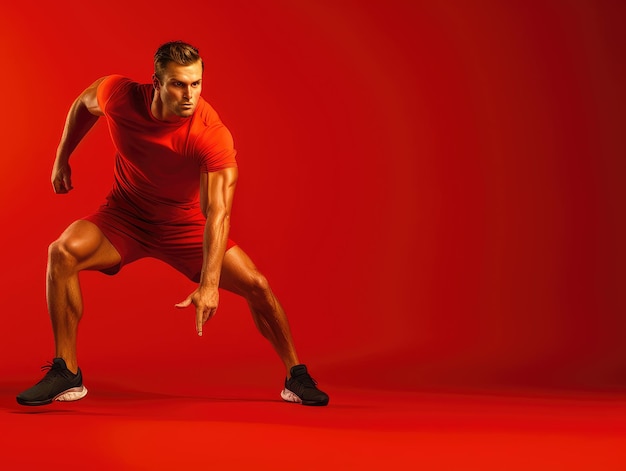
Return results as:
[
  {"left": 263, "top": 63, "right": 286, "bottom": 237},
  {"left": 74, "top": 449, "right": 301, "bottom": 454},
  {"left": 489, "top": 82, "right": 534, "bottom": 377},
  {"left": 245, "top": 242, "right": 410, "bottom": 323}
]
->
[
  {"left": 52, "top": 77, "right": 106, "bottom": 193},
  {"left": 176, "top": 166, "right": 238, "bottom": 335},
  {"left": 199, "top": 167, "right": 238, "bottom": 288}
]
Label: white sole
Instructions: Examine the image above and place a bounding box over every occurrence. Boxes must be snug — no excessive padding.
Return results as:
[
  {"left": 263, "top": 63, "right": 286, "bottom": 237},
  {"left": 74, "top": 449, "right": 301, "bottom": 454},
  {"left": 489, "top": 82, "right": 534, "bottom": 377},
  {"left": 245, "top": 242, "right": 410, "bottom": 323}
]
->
[
  {"left": 55, "top": 385, "right": 88, "bottom": 402},
  {"left": 280, "top": 388, "right": 302, "bottom": 403}
]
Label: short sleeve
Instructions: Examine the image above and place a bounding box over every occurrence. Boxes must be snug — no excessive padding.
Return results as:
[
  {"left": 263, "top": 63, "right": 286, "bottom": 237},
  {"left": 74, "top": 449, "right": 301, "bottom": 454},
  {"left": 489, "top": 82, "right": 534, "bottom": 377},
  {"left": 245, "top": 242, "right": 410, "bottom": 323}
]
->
[
  {"left": 198, "top": 124, "right": 238, "bottom": 173},
  {"left": 188, "top": 100, "right": 238, "bottom": 173},
  {"left": 96, "top": 75, "right": 130, "bottom": 113}
]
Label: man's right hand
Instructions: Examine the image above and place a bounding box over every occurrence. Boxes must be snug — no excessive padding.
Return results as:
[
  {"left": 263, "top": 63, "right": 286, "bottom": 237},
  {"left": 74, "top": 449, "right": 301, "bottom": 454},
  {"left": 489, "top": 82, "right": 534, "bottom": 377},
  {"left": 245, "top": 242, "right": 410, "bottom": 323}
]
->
[{"left": 51, "top": 161, "right": 73, "bottom": 194}]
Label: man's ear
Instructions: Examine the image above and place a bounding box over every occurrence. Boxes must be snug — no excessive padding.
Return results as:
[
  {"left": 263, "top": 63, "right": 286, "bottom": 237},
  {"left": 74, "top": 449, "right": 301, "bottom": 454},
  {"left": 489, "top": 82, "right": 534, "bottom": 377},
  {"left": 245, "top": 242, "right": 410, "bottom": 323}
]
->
[{"left": 152, "top": 74, "right": 160, "bottom": 90}]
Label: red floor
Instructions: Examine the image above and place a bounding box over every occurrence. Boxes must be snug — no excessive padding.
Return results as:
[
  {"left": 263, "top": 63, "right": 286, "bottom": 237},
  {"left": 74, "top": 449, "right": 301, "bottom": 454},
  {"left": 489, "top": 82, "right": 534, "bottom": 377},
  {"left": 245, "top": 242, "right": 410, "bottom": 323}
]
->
[{"left": 2, "top": 381, "right": 626, "bottom": 470}]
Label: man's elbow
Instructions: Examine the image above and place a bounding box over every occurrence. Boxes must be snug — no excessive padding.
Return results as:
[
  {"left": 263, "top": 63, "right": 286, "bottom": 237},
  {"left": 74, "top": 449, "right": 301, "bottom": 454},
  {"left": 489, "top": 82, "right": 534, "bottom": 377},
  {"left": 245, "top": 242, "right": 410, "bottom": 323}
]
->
[{"left": 205, "top": 205, "right": 230, "bottom": 225}]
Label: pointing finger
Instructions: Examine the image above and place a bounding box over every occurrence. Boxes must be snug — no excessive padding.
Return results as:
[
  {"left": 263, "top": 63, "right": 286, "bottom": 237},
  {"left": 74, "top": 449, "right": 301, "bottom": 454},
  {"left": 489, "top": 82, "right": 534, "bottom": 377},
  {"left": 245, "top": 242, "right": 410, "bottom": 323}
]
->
[{"left": 196, "top": 307, "right": 204, "bottom": 336}]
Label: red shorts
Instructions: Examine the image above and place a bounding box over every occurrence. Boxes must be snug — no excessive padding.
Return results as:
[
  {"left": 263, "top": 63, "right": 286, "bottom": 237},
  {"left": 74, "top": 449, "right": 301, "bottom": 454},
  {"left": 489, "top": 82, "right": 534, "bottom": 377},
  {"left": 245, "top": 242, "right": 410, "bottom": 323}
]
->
[{"left": 83, "top": 202, "right": 236, "bottom": 283}]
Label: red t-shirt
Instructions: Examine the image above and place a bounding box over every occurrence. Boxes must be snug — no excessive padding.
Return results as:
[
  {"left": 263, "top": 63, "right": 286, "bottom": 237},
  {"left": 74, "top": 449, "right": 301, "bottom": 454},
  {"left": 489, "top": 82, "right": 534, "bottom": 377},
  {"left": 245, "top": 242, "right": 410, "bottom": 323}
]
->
[{"left": 96, "top": 75, "right": 237, "bottom": 223}]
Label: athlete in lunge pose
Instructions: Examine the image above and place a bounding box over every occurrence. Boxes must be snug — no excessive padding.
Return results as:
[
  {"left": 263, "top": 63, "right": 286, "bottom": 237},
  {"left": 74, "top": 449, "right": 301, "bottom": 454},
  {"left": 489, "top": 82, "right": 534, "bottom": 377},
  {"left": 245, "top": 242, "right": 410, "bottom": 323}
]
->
[{"left": 16, "top": 41, "right": 329, "bottom": 407}]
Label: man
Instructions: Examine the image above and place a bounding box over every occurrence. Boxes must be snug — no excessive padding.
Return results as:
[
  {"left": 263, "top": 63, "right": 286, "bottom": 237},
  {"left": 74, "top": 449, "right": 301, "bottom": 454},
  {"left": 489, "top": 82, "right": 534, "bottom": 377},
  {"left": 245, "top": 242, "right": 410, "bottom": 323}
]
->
[{"left": 16, "top": 41, "right": 329, "bottom": 407}]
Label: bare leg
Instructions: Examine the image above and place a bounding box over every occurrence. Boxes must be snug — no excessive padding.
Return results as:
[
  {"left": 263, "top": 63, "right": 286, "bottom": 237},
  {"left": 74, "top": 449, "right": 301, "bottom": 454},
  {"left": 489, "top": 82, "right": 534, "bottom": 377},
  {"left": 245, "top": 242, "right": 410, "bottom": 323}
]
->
[
  {"left": 219, "top": 246, "right": 299, "bottom": 376},
  {"left": 47, "top": 220, "right": 121, "bottom": 374}
]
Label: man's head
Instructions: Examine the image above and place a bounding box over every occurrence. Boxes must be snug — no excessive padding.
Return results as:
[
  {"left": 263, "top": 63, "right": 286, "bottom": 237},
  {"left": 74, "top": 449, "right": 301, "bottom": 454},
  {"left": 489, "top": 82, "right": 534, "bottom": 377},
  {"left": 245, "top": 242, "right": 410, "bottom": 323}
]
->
[
  {"left": 154, "top": 41, "right": 204, "bottom": 83},
  {"left": 151, "top": 41, "right": 204, "bottom": 121}
]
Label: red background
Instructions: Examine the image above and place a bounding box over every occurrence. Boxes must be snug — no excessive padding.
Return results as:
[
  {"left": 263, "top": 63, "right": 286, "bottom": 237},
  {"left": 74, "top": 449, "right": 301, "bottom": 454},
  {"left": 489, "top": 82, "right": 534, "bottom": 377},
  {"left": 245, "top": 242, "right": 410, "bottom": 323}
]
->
[{"left": 1, "top": 0, "right": 625, "bottom": 394}]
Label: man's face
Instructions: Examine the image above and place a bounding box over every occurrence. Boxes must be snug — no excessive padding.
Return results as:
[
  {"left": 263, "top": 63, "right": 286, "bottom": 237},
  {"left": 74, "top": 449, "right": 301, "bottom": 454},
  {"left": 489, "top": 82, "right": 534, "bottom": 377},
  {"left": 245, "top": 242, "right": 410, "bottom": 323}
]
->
[{"left": 155, "top": 60, "right": 203, "bottom": 120}]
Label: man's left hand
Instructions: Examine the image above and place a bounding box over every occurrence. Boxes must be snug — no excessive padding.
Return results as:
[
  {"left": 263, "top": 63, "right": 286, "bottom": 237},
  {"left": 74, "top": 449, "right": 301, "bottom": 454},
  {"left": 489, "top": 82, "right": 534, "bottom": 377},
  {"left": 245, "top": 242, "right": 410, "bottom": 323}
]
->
[{"left": 175, "top": 286, "right": 219, "bottom": 336}]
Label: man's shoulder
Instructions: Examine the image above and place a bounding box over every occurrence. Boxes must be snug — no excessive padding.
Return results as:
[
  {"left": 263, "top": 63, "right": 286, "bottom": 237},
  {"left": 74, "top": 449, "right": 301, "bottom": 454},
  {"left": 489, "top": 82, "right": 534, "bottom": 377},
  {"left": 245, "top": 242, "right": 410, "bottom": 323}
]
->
[
  {"left": 99, "top": 74, "right": 132, "bottom": 94},
  {"left": 193, "top": 98, "right": 221, "bottom": 127},
  {"left": 98, "top": 75, "right": 151, "bottom": 113},
  {"left": 100, "top": 75, "right": 151, "bottom": 97},
  {"left": 188, "top": 99, "right": 235, "bottom": 156}
]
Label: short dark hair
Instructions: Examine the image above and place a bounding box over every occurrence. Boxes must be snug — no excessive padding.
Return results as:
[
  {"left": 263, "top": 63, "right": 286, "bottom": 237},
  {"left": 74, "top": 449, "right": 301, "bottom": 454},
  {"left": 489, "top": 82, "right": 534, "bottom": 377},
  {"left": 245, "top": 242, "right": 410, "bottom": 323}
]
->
[{"left": 154, "top": 41, "right": 204, "bottom": 82}]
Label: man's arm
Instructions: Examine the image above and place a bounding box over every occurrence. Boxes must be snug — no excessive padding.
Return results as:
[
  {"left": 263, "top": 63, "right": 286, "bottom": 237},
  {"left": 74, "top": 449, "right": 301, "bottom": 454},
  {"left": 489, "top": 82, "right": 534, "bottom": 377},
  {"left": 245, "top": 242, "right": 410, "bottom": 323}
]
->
[
  {"left": 176, "top": 166, "right": 239, "bottom": 335},
  {"left": 52, "top": 77, "right": 106, "bottom": 194}
]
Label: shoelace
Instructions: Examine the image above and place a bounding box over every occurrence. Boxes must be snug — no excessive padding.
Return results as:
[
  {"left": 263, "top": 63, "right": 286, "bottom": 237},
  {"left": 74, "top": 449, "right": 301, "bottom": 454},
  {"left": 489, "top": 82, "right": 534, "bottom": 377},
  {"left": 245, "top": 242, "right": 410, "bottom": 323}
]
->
[
  {"left": 38, "top": 361, "right": 64, "bottom": 383},
  {"left": 40, "top": 361, "right": 56, "bottom": 372},
  {"left": 294, "top": 373, "right": 318, "bottom": 388}
]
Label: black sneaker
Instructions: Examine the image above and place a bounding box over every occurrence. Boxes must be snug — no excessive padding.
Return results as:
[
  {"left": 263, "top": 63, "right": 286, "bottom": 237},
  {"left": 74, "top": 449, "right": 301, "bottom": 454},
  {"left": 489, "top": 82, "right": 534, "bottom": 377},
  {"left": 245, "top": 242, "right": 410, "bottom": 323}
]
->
[
  {"left": 16, "top": 358, "right": 88, "bottom": 406},
  {"left": 280, "top": 364, "right": 329, "bottom": 406}
]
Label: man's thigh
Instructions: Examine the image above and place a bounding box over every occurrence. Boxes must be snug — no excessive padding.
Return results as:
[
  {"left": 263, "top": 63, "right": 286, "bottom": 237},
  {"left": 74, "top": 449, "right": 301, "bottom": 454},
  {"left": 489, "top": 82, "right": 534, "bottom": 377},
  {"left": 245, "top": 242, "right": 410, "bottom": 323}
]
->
[{"left": 55, "top": 220, "right": 122, "bottom": 271}]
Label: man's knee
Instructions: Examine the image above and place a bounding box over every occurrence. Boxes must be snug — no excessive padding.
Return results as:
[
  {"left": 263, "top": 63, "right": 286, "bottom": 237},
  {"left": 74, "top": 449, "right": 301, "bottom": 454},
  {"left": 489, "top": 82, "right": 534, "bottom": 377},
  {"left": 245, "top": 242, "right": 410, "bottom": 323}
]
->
[
  {"left": 244, "top": 271, "right": 272, "bottom": 301},
  {"left": 47, "top": 238, "right": 81, "bottom": 272}
]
